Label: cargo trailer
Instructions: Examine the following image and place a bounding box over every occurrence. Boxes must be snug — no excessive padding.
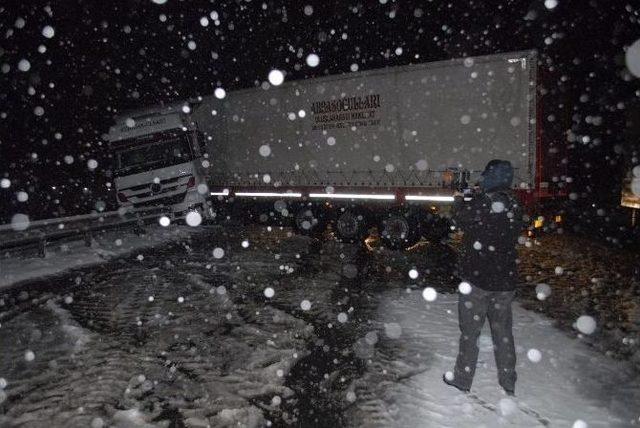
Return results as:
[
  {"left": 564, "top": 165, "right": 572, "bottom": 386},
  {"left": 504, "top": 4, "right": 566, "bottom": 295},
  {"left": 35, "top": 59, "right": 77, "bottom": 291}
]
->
[{"left": 108, "top": 50, "right": 565, "bottom": 247}]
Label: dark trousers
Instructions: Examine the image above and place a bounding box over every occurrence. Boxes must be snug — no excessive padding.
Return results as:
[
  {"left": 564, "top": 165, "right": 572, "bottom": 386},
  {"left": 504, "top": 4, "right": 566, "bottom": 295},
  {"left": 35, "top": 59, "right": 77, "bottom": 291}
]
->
[{"left": 453, "top": 286, "right": 517, "bottom": 391}]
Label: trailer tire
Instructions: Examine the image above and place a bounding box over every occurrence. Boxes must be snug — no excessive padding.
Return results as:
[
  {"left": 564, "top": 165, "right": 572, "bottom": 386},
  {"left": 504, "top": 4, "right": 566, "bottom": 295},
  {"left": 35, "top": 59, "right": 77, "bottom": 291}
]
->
[
  {"left": 380, "top": 210, "right": 420, "bottom": 249},
  {"left": 335, "top": 210, "right": 367, "bottom": 243},
  {"left": 294, "top": 206, "right": 326, "bottom": 238}
]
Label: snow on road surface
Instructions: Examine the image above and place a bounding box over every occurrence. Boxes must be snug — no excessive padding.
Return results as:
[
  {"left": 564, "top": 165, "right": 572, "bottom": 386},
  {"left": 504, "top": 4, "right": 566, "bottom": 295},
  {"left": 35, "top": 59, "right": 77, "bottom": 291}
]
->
[
  {"left": 0, "top": 224, "right": 194, "bottom": 290},
  {"left": 0, "top": 226, "right": 639, "bottom": 427},
  {"left": 346, "top": 286, "right": 640, "bottom": 428}
]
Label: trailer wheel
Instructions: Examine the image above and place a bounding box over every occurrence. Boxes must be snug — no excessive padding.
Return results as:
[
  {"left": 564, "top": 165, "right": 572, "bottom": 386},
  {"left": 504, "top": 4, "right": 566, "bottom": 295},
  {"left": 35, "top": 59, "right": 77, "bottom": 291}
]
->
[
  {"left": 380, "top": 211, "right": 420, "bottom": 249},
  {"left": 294, "top": 207, "right": 325, "bottom": 237},
  {"left": 335, "top": 210, "right": 366, "bottom": 243}
]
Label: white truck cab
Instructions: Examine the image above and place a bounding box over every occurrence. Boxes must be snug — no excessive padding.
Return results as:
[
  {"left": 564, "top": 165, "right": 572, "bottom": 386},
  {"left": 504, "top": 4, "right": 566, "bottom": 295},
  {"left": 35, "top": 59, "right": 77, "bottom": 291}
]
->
[{"left": 106, "top": 104, "right": 211, "bottom": 220}]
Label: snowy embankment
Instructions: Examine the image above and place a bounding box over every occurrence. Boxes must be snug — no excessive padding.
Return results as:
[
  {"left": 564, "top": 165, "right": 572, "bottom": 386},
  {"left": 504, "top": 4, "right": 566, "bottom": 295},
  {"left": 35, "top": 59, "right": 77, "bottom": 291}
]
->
[
  {"left": 346, "top": 288, "right": 640, "bottom": 428},
  {"left": 519, "top": 234, "right": 640, "bottom": 371},
  {"left": 0, "top": 224, "right": 194, "bottom": 290}
]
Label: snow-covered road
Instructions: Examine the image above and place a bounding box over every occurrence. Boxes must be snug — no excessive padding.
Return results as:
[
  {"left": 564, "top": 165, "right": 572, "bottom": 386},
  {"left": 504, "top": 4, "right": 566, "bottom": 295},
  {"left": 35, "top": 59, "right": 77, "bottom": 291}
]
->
[
  {"left": 345, "top": 287, "right": 640, "bottom": 427},
  {"left": 0, "top": 225, "right": 639, "bottom": 427}
]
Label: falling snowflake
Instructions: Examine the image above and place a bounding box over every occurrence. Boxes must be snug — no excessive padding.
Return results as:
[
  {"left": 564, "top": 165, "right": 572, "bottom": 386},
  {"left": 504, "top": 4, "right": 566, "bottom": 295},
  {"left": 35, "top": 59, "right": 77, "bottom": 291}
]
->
[
  {"left": 491, "top": 201, "right": 505, "bottom": 213},
  {"left": 422, "top": 287, "right": 437, "bottom": 302},
  {"left": 498, "top": 398, "right": 518, "bottom": 417},
  {"left": 458, "top": 281, "right": 472, "bottom": 295},
  {"left": 535, "top": 283, "right": 551, "bottom": 300},
  {"left": 575, "top": 315, "right": 597, "bottom": 335},
  {"left": 306, "top": 53, "right": 320, "bottom": 67},
  {"left": 213, "top": 247, "right": 225, "bottom": 259},
  {"left": 18, "top": 59, "right": 31, "bottom": 72},
  {"left": 527, "top": 348, "right": 542, "bottom": 363},
  {"left": 11, "top": 213, "right": 30, "bottom": 231},
  {"left": 90, "top": 417, "right": 105, "bottom": 428},
  {"left": 214, "top": 87, "right": 226, "bottom": 99},
  {"left": 268, "top": 69, "right": 285, "bottom": 86},
  {"left": 42, "top": 25, "right": 55, "bottom": 38},
  {"left": 185, "top": 211, "right": 202, "bottom": 227},
  {"left": 384, "top": 322, "right": 402, "bottom": 339},
  {"left": 259, "top": 144, "right": 271, "bottom": 157}
]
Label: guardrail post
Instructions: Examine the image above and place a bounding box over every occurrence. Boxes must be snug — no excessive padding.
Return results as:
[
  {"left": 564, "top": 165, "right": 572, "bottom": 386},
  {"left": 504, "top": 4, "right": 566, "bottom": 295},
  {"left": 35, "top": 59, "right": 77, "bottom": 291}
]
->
[{"left": 38, "top": 239, "right": 46, "bottom": 258}]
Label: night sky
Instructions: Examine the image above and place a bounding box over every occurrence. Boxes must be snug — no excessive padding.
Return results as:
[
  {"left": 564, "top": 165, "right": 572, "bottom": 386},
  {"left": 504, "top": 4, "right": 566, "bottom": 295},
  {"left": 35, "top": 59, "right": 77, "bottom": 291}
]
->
[{"left": 1, "top": 0, "right": 639, "bottom": 223}]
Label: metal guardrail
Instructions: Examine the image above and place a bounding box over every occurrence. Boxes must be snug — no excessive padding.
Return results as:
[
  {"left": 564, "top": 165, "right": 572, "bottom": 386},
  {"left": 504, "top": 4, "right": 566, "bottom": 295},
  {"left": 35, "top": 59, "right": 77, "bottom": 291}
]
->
[{"left": 0, "top": 207, "right": 165, "bottom": 258}]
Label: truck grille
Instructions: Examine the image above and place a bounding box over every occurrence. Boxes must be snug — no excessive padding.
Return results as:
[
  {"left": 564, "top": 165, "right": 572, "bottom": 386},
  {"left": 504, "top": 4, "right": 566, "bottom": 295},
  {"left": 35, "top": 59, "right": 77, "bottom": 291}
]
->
[{"left": 133, "top": 192, "right": 186, "bottom": 208}]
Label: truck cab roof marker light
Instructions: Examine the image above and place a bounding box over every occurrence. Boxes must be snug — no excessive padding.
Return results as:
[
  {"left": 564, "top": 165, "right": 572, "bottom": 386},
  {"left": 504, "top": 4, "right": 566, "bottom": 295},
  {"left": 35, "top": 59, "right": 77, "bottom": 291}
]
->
[
  {"left": 405, "top": 195, "right": 455, "bottom": 202},
  {"left": 234, "top": 192, "right": 302, "bottom": 198},
  {"left": 210, "top": 189, "right": 230, "bottom": 196},
  {"left": 309, "top": 193, "right": 395, "bottom": 200}
]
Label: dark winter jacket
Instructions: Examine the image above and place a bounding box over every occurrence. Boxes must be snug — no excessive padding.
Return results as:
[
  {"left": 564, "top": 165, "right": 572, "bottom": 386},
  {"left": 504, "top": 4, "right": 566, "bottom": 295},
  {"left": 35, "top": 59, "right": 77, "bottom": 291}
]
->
[{"left": 452, "top": 160, "right": 524, "bottom": 291}]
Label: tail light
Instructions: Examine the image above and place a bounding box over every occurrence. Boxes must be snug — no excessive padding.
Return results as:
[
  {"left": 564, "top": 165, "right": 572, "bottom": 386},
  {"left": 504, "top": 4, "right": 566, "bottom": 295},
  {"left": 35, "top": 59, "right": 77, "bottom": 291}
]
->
[
  {"left": 187, "top": 176, "right": 196, "bottom": 189},
  {"left": 117, "top": 192, "right": 129, "bottom": 203}
]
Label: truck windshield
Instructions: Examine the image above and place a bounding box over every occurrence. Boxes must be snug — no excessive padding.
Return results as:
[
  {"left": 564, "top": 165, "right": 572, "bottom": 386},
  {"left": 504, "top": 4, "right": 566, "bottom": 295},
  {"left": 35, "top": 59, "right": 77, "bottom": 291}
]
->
[{"left": 116, "top": 134, "right": 192, "bottom": 175}]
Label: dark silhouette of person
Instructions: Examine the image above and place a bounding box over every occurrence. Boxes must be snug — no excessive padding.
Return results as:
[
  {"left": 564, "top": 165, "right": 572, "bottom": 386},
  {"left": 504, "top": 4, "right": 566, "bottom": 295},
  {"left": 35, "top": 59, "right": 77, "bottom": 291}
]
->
[{"left": 443, "top": 159, "right": 524, "bottom": 396}]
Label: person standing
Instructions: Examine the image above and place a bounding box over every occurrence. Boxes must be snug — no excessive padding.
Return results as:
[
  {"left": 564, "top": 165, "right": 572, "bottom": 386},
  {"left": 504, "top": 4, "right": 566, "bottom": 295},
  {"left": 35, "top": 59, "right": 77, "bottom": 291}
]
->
[{"left": 443, "top": 159, "right": 524, "bottom": 396}]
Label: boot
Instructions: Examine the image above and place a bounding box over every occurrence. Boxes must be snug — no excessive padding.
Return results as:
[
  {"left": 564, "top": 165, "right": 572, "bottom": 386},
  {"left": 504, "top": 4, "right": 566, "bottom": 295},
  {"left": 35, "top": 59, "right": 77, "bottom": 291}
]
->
[{"left": 443, "top": 373, "right": 470, "bottom": 393}]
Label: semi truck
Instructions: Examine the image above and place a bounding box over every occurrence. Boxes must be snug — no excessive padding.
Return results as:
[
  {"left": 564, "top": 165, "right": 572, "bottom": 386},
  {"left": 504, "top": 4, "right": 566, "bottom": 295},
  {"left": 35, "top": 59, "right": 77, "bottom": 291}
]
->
[
  {"left": 107, "top": 50, "right": 565, "bottom": 247},
  {"left": 106, "top": 104, "right": 212, "bottom": 221}
]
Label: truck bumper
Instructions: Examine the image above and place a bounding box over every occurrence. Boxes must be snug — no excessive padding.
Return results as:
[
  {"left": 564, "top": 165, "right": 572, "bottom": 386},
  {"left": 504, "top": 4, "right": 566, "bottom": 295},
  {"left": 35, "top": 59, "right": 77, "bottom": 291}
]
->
[{"left": 172, "top": 189, "right": 211, "bottom": 219}]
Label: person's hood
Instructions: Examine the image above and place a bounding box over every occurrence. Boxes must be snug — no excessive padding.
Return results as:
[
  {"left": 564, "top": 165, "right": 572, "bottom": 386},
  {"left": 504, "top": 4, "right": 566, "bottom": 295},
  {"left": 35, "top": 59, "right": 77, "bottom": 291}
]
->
[{"left": 479, "top": 159, "right": 514, "bottom": 192}]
